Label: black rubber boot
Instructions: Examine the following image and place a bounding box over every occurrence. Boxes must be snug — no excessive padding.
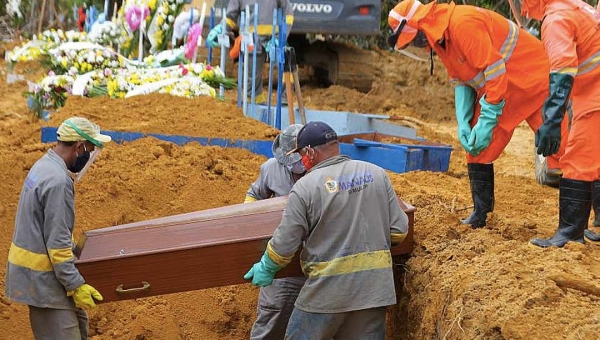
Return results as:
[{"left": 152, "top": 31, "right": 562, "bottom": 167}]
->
[
  {"left": 461, "top": 163, "right": 494, "bottom": 228},
  {"left": 531, "top": 178, "right": 591, "bottom": 248},
  {"left": 584, "top": 180, "right": 600, "bottom": 241}
]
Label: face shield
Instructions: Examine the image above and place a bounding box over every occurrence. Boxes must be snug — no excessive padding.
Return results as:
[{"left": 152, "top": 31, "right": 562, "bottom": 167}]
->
[
  {"left": 508, "top": 0, "right": 544, "bottom": 37},
  {"left": 508, "top": 0, "right": 531, "bottom": 28},
  {"left": 74, "top": 148, "right": 101, "bottom": 183}
]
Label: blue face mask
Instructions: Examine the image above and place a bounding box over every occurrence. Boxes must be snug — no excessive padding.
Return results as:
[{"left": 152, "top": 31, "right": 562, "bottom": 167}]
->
[{"left": 286, "top": 160, "right": 306, "bottom": 174}]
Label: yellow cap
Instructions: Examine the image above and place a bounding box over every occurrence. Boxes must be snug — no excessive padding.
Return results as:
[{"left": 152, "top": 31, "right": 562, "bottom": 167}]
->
[{"left": 56, "top": 117, "right": 112, "bottom": 148}]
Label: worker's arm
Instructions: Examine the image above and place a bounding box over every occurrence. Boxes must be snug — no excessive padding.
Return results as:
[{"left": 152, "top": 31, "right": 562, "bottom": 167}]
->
[
  {"left": 454, "top": 20, "right": 507, "bottom": 155},
  {"left": 268, "top": 190, "right": 309, "bottom": 265},
  {"left": 245, "top": 162, "right": 275, "bottom": 202},
  {"left": 454, "top": 20, "right": 508, "bottom": 105},
  {"left": 225, "top": 0, "right": 241, "bottom": 30},
  {"left": 535, "top": 15, "right": 577, "bottom": 156},
  {"left": 42, "top": 181, "right": 85, "bottom": 292},
  {"left": 281, "top": 0, "right": 294, "bottom": 32},
  {"left": 42, "top": 181, "right": 103, "bottom": 309},
  {"left": 244, "top": 189, "right": 307, "bottom": 286},
  {"left": 384, "top": 173, "right": 408, "bottom": 245},
  {"left": 454, "top": 85, "right": 476, "bottom": 154}
]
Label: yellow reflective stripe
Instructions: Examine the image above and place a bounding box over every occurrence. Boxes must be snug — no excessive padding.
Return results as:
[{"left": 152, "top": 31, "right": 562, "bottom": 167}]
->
[
  {"left": 577, "top": 51, "right": 600, "bottom": 76},
  {"left": 8, "top": 243, "right": 53, "bottom": 272},
  {"left": 48, "top": 247, "right": 74, "bottom": 265},
  {"left": 286, "top": 15, "right": 294, "bottom": 26},
  {"left": 467, "top": 72, "right": 486, "bottom": 90},
  {"left": 244, "top": 195, "right": 258, "bottom": 203},
  {"left": 484, "top": 59, "right": 506, "bottom": 81},
  {"left": 391, "top": 233, "right": 407, "bottom": 245},
  {"left": 301, "top": 249, "right": 392, "bottom": 278},
  {"left": 499, "top": 20, "right": 519, "bottom": 60},
  {"left": 552, "top": 67, "right": 577, "bottom": 77},
  {"left": 226, "top": 18, "right": 237, "bottom": 29},
  {"left": 250, "top": 24, "right": 280, "bottom": 36},
  {"left": 267, "top": 242, "right": 294, "bottom": 267}
]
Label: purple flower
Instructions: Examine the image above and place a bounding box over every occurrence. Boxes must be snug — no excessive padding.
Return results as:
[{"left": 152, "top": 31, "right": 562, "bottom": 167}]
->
[
  {"left": 126, "top": 6, "right": 150, "bottom": 32},
  {"left": 184, "top": 24, "right": 201, "bottom": 60}
]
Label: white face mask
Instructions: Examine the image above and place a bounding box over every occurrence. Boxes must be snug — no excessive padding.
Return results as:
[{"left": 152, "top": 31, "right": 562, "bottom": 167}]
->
[{"left": 286, "top": 160, "right": 306, "bottom": 174}]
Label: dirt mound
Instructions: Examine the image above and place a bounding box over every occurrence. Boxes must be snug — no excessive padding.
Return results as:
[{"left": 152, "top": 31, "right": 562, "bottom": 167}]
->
[{"left": 51, "top": 95, "right": 280, "bottom": 140}]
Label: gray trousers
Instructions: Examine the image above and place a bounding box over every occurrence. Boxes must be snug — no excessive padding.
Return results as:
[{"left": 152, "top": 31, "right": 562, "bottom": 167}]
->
[
  {"left": 29, "top": 306, "right": 88, "bottom": 340},
  {"left": 245, "top": 42, "right": 267, "bottom": 97},
  {"left": 284, "top": 306, "right": 387, "bottom": 340},
  {"left": 250, "top": 276, "right": 306, "bottom": 340}
]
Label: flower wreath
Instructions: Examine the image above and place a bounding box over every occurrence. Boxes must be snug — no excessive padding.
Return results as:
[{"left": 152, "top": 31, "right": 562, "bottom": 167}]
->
[
  {"left": 185, "top": 23, "right": 201, "bottom": 60},
  {"left": 126, "top": 5, "right": 150, "bottom": 31}
]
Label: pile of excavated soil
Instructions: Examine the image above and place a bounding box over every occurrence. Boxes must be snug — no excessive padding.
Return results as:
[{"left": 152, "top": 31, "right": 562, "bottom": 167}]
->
[
  {"left": 1, "top": 43, "right": 600, "bottom": 340},
  {"left": 51, "top": 95, "right": 280, "bottom": 141}
]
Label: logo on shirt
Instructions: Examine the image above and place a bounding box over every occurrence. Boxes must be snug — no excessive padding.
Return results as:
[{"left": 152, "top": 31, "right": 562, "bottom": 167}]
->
[
  {"left": 25, "top": 173, "right": 38, "bottom": 190},
  {"left": 324, "top": 177, "right": 338, "bottom": 193},
  {"left": 338, "top": 171, "right": 374, "bottom": 194}
]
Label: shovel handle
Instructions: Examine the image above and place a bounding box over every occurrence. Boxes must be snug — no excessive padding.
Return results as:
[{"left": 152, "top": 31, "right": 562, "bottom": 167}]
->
[{"left": 285, "top": 73, "right": 295, "bottom": 124}]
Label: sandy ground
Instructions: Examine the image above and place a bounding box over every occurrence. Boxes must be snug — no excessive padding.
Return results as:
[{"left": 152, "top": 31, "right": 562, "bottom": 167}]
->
[{"left": 1, "top": 43, "right": 600, "bottom": 340}]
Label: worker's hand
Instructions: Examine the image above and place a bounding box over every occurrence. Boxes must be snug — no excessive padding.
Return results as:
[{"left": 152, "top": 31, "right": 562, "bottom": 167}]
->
[
  {"left": 535, "top": 122, "right": 561, "bottom": 157},
  {"left": 207, "top": 25, "right": 223, "bottom": 48},
  {"left": 68, "top": 283, "right": 103, "bottom": 310},
  {"left": 265, "top": 38, "right": 278, "bottom": 54},
  {"left": 454, "top": 86, "right": 475, "bottom": 153},
  {"left": 243, "top": 251, "right": 281, "bottom": 287},
  {"left": 467, "top": 96, "right": 504, "bottom": 155},
  {"left": 534, "top": 73, "right": 573, "bottom": 157}
]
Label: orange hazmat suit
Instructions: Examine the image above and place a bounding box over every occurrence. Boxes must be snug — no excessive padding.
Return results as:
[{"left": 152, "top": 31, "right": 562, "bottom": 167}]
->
[
  {"left": 523, "top": 0, "right": 600, "bottom": 181},
  {"left": 390, "top": 1, "right": 567, "bottom": 167}
]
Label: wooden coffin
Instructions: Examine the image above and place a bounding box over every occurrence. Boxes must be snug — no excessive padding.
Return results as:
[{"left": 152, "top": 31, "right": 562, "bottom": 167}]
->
[{"left": 75, "top": 196, "right": 416, "bottom": 303}]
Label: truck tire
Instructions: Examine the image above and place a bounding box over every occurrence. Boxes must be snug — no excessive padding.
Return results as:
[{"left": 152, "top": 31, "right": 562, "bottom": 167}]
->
[{"left": 534, "top": 148, "right": 560, "bottom": 187}]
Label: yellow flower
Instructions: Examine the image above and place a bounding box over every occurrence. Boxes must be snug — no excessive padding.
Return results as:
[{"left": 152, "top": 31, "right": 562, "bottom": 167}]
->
[
  {"left": 157, "top": 15, "right": 164, "bottom": 26},
  {"left": 61, "top": 59, "right": 68, "bottom": 68}
]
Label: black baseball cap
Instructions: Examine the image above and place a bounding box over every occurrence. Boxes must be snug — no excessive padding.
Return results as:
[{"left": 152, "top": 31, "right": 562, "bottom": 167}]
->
[{"left": 287, "top": 121, "right": 338, "bottom": 155}]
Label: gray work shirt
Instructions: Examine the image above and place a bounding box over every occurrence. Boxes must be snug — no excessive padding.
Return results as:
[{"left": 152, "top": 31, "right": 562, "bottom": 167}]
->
[
  {"left": 246, "top": 157, "right": 295, "bottom": 200},
  {"left": 5, "top": 149, "right": 84, "bottom": 309},
  {"left": 269, "top": 155, "right": 409, "bottom": 313}
]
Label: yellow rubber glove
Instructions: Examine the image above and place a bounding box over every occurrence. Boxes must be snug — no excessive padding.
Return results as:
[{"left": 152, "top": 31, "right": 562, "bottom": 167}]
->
[{"left": 67, "top": 284, "right": 103, "bottom": 309}]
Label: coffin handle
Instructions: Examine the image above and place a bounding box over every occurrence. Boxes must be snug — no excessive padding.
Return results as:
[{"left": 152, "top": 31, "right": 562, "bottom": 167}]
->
[{"left": 116, "top": 281, "right": 151, "bottom": 294}]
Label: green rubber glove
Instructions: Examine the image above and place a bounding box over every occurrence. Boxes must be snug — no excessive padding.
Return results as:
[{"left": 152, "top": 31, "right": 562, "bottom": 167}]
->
[
  {"left": 467, "top": 95, "right": 505, "bottom": 155},
  {"left": 454, "top": 85, "right": 476, "bottom": 153},
  {"left": 535, "top": 73, "right": 573, "bottom": 157},
  {"left": 207, "top": 25, "right": 223, "bottom": 48},
  {"left": 265, "top": 38, "right": 279, "bottom": 54},
  {"left": 68, "top": 283, "right": 103, "bottom": 309},
  {"left": 244, "top": 250, "right": 282, "bottom": 287}
]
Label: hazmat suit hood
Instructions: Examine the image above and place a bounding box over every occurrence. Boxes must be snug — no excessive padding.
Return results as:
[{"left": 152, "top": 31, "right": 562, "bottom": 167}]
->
[
  {"left": 517, "top": 0, "right": 590, "bottom": 21},
  {"left": 388, "top": 0, "right": 455, "bottom": 50}
]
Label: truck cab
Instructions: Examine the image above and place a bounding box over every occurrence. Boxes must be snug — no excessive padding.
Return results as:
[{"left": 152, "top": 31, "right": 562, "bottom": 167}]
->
[{"left": 210, "top": 0, "right": 382, "bottom": 91}]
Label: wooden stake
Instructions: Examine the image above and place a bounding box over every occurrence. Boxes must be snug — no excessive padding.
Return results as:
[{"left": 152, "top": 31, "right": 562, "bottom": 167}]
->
[
  {"left": 38, "top": 0, "right": 47, "bottom": 34},
  {"left": 285, "top": 72, "right": 294, "bottom": 124}
]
